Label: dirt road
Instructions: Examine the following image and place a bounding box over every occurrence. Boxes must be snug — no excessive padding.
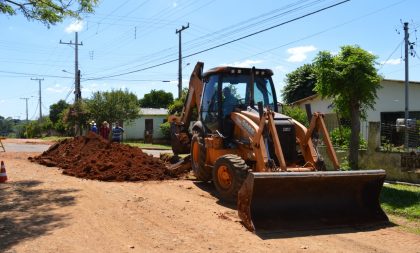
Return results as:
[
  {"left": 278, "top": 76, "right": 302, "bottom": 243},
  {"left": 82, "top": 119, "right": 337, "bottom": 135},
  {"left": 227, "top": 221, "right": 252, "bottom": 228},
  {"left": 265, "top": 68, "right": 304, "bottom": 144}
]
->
[{"left": 1, "top": 149, "right": 419, "bottom": 253}]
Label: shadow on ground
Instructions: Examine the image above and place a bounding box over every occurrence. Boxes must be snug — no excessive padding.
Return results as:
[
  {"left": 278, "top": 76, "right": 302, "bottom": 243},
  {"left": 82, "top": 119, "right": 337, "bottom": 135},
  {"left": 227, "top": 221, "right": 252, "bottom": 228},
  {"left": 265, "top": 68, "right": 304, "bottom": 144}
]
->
[
  {"left": 255, "top": 222, "right": 395, "bottom": 239},
  {"left": 192, "top": 181, "right": 236, "bottom": 210},
  {"left": 193, "top": 181, "right": 396, "bottom": 239},
  {"left": 0, "top": 180, "right": 78, "bottom": 252}
]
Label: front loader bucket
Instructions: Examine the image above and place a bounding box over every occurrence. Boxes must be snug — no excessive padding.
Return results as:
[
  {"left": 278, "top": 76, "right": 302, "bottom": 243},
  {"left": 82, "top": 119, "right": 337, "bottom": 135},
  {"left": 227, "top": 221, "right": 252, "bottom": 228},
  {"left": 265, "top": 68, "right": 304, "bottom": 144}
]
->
[{"left": 238, "top": 170, "right": 388, "bottom": 232}]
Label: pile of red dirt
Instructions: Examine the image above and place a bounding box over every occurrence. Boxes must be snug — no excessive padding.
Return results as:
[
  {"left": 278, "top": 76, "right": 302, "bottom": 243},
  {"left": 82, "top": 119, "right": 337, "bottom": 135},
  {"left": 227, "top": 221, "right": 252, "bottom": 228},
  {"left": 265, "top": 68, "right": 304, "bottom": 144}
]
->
[{"left": 29, "top": 132, "right": 172, "bottom": 182}]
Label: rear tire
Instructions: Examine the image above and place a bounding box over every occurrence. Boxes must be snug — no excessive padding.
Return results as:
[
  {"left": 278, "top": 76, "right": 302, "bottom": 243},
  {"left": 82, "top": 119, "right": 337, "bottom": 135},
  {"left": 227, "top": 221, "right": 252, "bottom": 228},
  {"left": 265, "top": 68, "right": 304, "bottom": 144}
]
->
[
  {"left": 212, "top": 154, "right": 248, "bottom": 202},
  {"left": 191, "top": 132, "right": 211, "bottom": 181}
]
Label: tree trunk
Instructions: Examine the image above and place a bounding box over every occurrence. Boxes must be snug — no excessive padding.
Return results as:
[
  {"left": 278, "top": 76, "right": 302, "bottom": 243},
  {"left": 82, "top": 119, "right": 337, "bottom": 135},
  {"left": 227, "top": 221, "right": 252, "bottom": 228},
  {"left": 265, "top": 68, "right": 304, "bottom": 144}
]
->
[{"left": 348, "top": 103, "right": 360, "bottom": 170}]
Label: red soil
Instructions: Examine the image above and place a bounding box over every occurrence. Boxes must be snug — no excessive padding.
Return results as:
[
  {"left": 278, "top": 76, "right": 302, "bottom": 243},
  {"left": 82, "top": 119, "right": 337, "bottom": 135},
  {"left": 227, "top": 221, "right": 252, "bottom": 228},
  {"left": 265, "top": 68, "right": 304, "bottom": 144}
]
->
[{"left": 29, "top": 132, "right": 171, "bottom": 182}]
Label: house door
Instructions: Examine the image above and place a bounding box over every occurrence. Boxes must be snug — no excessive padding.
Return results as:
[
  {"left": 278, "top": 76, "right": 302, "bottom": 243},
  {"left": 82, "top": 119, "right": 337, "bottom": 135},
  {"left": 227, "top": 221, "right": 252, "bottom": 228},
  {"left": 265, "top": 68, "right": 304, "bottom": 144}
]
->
[{"left": 145, "top": 119, "right": 153, "bottom": 134}]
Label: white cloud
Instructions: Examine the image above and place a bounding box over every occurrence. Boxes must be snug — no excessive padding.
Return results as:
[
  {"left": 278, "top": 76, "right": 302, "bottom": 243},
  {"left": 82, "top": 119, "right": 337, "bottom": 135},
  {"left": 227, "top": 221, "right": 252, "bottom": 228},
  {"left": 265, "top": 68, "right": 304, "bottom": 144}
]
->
[
  {"left": 82, "top": 83, "right": 101, "bottom": 93},
  {"left": 221, "top": 59, "right": 263, "bottom": 68},
  {"left": 65, "top": 20, "right": 84, "bottom": 33},
  {"left": 173, "top": 1, "right": 178, "bottom": 7},
  {"left": 274, "top": 65, "right": 287, "bottom": 73},
  {"left": 47, "top": 84, "right": 69, "bottom": 93},
  {"left": 286, "top": 45, "right": 316, "bottom": 62},
  {"left": 381, "top": 58, "right": 401, "bottom": 65}
]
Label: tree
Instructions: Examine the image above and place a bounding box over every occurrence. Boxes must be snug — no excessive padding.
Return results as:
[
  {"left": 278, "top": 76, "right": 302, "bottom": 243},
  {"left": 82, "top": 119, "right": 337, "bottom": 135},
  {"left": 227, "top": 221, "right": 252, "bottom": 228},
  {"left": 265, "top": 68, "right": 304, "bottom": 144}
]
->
[
  {"left": 0, "top": 0, "right": 98, "bottom": 27},
  {"left": 282, "top": 64, "right": 317, "bottom": 104},
  {"left": 168, "top": 88, "right": 188, "bottom": 115},
  {"left": 62, "top": 100, "right": 91, "bottom": 136},
  {"left": 0, "top": 116, "right": 13, "bottom": 135},
  {"left": 313, "top": 45, "right": 381, "bottom": 169},
  {"left": 49, "top": 100, "right": 70, "bottom": 124},
  {"left": 139, "top": 89, "right": 174, "bottom": 109},
  {"left": 86, "top": 89, "right": 140, "bottom": 125},
  {"left": 281, "top": 105, "right": 308, "bottom": 127}
]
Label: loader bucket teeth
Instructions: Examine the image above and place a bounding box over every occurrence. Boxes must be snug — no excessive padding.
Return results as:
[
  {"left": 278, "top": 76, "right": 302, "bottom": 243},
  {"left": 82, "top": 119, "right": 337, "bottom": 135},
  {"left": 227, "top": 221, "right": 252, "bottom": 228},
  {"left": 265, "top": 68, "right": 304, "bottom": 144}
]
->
[{"left": 237, "top": 170, "right": 389, "bottom": 232}]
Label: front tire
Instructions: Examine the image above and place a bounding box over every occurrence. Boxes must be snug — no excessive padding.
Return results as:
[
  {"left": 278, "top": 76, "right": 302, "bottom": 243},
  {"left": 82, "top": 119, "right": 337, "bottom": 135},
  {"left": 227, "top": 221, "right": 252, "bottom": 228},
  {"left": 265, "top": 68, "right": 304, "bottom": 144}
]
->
[
  {"left": 191, "top": 132, "right": 211, "bottom": 181},
  {"left": 212, "top": 154, "right": 248, "bottom": 202}
]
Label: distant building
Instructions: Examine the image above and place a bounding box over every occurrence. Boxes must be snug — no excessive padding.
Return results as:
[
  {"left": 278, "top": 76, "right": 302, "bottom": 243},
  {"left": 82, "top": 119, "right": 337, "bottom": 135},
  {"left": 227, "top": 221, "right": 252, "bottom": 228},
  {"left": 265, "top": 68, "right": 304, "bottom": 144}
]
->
[
  {"left": 124, "top": 108, "right": 168, "bottom": 140},
  {"left": 291, "top": 79, "right": 420, "bottom": 144}
]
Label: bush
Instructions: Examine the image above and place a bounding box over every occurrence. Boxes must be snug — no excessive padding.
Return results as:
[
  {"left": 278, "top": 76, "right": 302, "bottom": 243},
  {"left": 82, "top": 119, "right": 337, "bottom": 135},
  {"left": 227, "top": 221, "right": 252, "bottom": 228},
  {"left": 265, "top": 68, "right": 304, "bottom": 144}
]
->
[
  {"left": 160, "top": 121, "right": 171, "bottom": 139},
  {"left": 330, "top": 127, "right": 367, "bottom": 149},
  {"left": 282, "top": 105, "right": 309, "bottom": 126}
]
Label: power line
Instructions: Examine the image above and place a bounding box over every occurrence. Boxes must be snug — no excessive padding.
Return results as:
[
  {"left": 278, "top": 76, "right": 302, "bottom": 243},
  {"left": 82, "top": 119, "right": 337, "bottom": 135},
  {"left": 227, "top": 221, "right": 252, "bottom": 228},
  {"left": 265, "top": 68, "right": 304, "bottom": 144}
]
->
[
  {"left": 85, "top": 0, "right": 325, "bottom": 78},
  {"left": 0, "top": 70, "right": 74, "bottom": 79},
  {"left": 85, "top": 0, "right": 349, "bottom": 81},
  {"left": 30, "top": 101, "right": 39, "bottom": 121},
  {"left": 379, "top": 39, "right": 404, "bottom": 70}
]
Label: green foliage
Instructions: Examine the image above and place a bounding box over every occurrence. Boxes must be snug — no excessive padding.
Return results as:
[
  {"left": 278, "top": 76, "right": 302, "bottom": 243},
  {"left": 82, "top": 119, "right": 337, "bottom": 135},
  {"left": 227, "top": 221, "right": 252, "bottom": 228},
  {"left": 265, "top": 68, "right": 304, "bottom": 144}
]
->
[
  {"left": 85, "top": 89, "right": 140, "bottom": 125},
  {"left": 139, "top": 89, "right": 174, "bottom": 109},
  {"left": 160, "top": 121, "right": 171, "bottom": 139},
  {"left": 24, "top": 121, "right": 42, "bottom": 138},
  {"left": 49, "top": 100, "right": 70, "bottom": 124},
  {"left": 282, "top": 63, "right": 317, "bottom": 103},
  {"left": 380, "top": 184, "right": 420, "bottom": 220},
  {"left": 313, "top": 45, "right": 381, "bottom": 169},
  {"left": 0, "top": 0, "right": 98, "bottom": 27},
  {"left": 49, "top": 100, "right": 71, "bottom": 135},
  {"left": 23, "top": 117, "right": 52, "bottom": 138},
  {"left": 62, "top": 100, "right": 91, "bottom": 134},
  {"left": 168, "top": 99, "right": 184, "bottom": 115},
  {"left": 313, "top": 45, "right": 382, "bottom": 120},
  {"left": 330, "top": 127, "right": 367, "bottom": 149},
  {"left": 281, "top": 105, "right": 308, "bottom": 126},
  {"left": 168, "top": 88, "right": 188, "bottom": 115},
  {"left": 0, "top": 116, "right": 14, "bottom": 135}
]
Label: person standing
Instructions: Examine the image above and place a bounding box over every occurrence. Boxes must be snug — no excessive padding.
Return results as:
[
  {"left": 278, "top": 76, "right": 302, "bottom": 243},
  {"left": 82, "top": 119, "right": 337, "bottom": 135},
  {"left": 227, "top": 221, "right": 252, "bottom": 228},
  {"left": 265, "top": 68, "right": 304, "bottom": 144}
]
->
[
  {"left": 112, "top": 123, "right": 124, "bottom": 143},
  {"left": 90, "top": 121, "right": 98, "bottom": 134},
  {"left": 100, "top": 121, "right": 110, "bottom": 140}
]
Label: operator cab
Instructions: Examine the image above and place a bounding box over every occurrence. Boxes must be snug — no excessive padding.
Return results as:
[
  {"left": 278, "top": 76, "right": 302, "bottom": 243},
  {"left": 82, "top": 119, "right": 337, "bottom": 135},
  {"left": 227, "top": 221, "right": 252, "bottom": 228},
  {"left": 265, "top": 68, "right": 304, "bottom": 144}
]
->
[{"left": 200, "top": 66, "right": 278, "bottom": 136}]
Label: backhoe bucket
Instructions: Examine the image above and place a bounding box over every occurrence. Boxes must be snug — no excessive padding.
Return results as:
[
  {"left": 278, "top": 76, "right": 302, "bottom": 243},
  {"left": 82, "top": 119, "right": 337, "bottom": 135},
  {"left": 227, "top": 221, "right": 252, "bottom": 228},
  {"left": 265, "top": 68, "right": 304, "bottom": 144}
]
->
[{"left": 237, "top": 170, "right": 388, "bottom": 232}]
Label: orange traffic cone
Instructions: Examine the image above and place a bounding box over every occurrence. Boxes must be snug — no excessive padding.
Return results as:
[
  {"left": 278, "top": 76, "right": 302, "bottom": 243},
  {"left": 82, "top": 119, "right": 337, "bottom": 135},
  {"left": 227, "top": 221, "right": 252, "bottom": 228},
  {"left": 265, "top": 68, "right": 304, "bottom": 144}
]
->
[{"left": 0, "top": 161, "right": 7, "bottom": 183}]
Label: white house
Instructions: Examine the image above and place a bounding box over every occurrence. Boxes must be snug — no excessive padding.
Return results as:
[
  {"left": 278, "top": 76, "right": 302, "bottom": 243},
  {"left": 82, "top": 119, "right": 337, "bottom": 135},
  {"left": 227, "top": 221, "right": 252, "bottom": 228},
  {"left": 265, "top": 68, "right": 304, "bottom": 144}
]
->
[
  {"left": 124, "top": 108, "right": 168, "bottom": 140},
  {"left": 291, "top": 79, "right": 420, "bottom": 141}
]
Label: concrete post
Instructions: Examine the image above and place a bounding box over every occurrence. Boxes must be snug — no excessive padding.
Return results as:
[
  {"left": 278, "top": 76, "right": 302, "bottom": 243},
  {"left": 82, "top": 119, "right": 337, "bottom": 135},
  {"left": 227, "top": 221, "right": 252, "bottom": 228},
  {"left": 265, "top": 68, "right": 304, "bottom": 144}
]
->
[{"left": 368, "top": 122, "right": 381, "bottom": 153}]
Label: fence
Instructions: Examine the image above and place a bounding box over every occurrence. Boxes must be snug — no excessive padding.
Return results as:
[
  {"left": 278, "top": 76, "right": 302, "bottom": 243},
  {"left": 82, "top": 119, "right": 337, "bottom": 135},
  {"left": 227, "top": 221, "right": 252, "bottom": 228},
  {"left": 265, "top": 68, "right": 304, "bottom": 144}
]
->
[
  {"left": 380, "top": 122, "right": 420, "bottom": 149},
  {"left": 322, "top": 116, "right": 369, "bottom": 142}
]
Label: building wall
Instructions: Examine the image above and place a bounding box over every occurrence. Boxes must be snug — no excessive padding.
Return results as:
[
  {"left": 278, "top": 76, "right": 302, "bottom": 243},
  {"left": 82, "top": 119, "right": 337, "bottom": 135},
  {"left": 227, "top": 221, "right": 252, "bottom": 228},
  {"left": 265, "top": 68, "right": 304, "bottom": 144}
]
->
[
  {"left": 124, "top": 115, "right": 167, "bottom": 140},
  {"left": 365, "top": 80, "right": 420, "bottom": 122},
  {"left": 295, "top": 80, "right": 420, "bottom": 123}
]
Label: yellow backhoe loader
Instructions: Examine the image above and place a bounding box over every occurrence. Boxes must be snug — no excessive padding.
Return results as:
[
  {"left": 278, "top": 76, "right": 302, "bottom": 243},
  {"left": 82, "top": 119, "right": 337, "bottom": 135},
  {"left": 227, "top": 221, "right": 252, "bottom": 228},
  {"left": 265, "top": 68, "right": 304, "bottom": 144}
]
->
[{"left": 169, "top": 62, "right": 388, "bottom": 232}]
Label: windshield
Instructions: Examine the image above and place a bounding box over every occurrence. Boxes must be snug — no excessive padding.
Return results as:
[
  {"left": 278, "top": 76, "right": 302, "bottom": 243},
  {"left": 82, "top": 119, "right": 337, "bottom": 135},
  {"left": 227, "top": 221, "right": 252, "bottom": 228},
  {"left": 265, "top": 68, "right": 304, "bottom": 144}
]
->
[
  {"left": 254, "top": 76, "right": 276, "bottom": 110},
  {"left": 221, "top": 74, "right": 276, "bottom": 110}
]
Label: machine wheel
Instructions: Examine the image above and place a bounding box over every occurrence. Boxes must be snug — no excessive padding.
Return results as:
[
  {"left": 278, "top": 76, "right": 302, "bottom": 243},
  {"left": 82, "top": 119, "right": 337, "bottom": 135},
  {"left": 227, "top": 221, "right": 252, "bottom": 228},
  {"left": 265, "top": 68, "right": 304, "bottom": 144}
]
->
[
  {"left": 212, "top": 154, "right": 248, "bottom": 202},
  {"left": 191, "top": 132, "right": 211, "bottom": 181}
]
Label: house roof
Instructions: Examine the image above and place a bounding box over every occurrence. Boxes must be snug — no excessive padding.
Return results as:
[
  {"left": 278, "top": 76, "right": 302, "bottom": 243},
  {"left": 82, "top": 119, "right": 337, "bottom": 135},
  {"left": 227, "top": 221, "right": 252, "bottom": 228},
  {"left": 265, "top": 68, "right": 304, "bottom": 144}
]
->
[
  {"left": 291, "top": 94, "right": 319, "bottom": 105},
  {"left": 139, "top": 108, "right": 168, "bottom": 115},
  {"left": 290, "top": 79, "right": 420, "bottom": 105}
]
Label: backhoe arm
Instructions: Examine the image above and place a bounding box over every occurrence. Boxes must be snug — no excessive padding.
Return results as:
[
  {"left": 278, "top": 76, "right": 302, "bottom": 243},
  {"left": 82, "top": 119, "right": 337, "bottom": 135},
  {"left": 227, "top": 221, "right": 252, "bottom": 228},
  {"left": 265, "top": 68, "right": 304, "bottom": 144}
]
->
[
  {"left": 168, "top": 62, "right": 204, "bottom": 155},
  {"left": 168, "top": 62, "right": 204, "bottom": 125}
]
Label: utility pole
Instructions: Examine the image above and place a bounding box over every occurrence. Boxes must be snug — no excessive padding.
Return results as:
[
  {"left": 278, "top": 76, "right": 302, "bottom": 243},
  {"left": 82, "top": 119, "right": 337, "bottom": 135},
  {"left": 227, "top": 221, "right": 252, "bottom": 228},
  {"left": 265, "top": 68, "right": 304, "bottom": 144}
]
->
[
  {"left": 20, "top": 97, "right": 30, "bottom": 122},
  {"left": 31, "top": 78, "right": 44, "bottom": 122},
  {"left": 60, "top": 32, "right": 83, "bottom": 102},
  {"left": 403, "top": 22, "right": 409, "bottom": 148},
  {"left": 176, "top": 23, "right": 189, "bottom": 99}
]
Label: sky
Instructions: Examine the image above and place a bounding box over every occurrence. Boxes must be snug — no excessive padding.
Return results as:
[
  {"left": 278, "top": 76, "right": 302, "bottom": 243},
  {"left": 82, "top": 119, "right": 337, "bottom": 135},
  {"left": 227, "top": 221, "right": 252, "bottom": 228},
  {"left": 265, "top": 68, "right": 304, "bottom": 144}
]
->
[{"left": 0, "top": 0, "right": 419, "bottom": 119}]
